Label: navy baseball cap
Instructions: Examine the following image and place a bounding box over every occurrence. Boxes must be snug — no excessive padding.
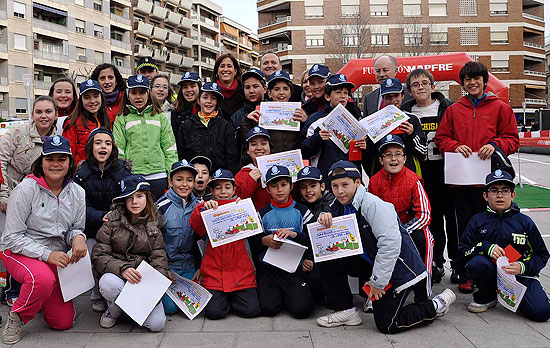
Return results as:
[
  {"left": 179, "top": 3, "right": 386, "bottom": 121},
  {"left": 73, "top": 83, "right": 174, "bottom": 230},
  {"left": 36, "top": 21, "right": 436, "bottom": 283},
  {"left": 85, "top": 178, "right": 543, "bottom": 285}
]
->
[
  {"left": 190, "top": 156, "right": 213, "bottom": 171},
  {"left": 127, "top": 74, "right": 150, "bottom": 89},
  {"left": 242, "top": 68, "right": 266, "bottom": 84},
  {"left": 265, "top": 165, "right": 291, "bottom": 185},
  {"left": 179, "top": 71, "right": 201, "bottom": 85},
  {"left": 208, "top": 168, "right": 235, "bottom": 187},
  {"left": 267, "top": 70, "right": 292, "bottom": 89},
  {"left": 307, "top": 64, "right": 330, "bottom": 80},
  {"left": 79, "top": 79, "right": 102, "bottom": 95},
  {"left": 88, "top": 127, "right": 114, "bottom": 143},
  {"left": 42, "top": 135, "right": 72, "bottom": 156},
  {"left": 113, "top": 174, "right": 150, "bottom": 202},
  {"left": 246, "top": 126, "right": 271, "bottom": 143},
  {"left": 485, "top": 169, "right": 514, "bottom": 187},
  {"left": 326, "top": 74, "right": 355, "bottom": 91},
  {"left": 380, "top": 78, "right": 403, "bottom": 96},
  {"left": 170, "top": 159, "right": 198, "bottom": 177},
  {"left": 327, "top": 160, "right": 361, "bottom": 182},
  {"left": 201, "top": 82, "right": 224, "bottom": 99},
  {"left": 378, "top": 134, "right": 405, "bottom": 153},
  {"left": 296, "top": 166, "right": 323, "bottom": 182},
  {"left": 136, "top": 56, "right": 159, "bottom": 72}
]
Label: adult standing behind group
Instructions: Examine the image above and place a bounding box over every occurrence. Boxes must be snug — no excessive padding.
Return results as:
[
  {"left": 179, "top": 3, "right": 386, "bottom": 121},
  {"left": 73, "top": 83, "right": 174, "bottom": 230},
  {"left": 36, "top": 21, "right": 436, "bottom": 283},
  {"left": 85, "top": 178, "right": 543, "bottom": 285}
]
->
[
  {"left": 91, "top": 63, "right": 126, "bottom": 124},
  {"left": 259, "top": 51, "right": 303, "bottom": 103},
  {"left": 212, "top": 53, "right": 244, "bottom": 120},
  {"left": 48, "top": 78, "right": 78, "bottom": 135}
]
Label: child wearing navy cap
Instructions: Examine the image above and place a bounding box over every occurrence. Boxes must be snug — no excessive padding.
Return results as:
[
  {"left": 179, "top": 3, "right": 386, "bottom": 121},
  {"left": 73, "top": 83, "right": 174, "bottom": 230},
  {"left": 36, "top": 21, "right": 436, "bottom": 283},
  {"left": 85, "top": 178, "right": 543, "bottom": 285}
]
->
[
  {"left": 189, "top": 169, "right": 260, "bottom": 320},
  {"left": 459, "top": 170, "right": 550, "bottom": 321},
  {"left": 176, "top": 82, "right": 239, "bottom": 173},
  {"left": 172, "top": 72, "right": 202, "bottom": 137},
  {"left": 302, "top": 64, "right": 331, "bottom": 116},
  {"left": 113, "top": 75, "right": 178, "bottom": 200}
]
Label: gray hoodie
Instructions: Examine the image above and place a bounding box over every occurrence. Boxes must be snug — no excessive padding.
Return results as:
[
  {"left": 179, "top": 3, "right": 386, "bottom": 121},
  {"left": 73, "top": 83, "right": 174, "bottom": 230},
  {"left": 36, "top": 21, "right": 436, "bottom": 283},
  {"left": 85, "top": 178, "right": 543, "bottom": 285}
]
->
[{"left": 2, "top": 175, "right": 86, "bottom": 262}]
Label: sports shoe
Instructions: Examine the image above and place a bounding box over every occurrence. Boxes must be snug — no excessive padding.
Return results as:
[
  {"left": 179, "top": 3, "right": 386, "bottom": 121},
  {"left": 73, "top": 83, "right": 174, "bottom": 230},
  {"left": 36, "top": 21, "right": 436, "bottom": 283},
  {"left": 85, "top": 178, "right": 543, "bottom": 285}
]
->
[
  {"left": 6, "top": 298, "right": 17, "bottom": 307},
  {"left": 317, "top": 308, "right": 362, "bottom": 327},
  {"left": 468, "top": 299, "right": 497, "bottom": 313},
  {"left": 459, "top": 280, "right": 474, "bottom": 294},
  {"left": 450, "top": 269, "right": 460, "bottom": 284},
  {"left": 2, "top": 311, "right": 23, "bottom": 345},
  {"left": 432, "top": 265, "right": 445, "bottom": 284},
  {"left": 432, "top": 288, "right": 456, "bottom": 317},
  {"left": 91, "top": 300, "right": 107, "bottom": 313},
  {"left": 99, "top": 310, "right": 117, "bottom": 329},
  {"left": 362, "top": 297, "right": 373, "bottom": 313}
]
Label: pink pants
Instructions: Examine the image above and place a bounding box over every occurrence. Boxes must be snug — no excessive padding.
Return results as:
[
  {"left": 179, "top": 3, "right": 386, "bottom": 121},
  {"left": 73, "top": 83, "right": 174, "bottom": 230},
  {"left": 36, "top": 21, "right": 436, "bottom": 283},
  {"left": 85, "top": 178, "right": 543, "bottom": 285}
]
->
[{"left": 2, "top": 250, "right": 75, "bottom": 330}]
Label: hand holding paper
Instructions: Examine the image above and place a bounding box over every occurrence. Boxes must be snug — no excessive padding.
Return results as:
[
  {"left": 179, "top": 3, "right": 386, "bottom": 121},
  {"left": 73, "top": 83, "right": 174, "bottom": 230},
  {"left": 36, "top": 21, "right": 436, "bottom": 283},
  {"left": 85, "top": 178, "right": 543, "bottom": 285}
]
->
[
  {"left": 263, "top": 235, "right": 308, "bottom": 273},
  {"left": 57, "top": 249, "right": 95, "bottom": 302}
]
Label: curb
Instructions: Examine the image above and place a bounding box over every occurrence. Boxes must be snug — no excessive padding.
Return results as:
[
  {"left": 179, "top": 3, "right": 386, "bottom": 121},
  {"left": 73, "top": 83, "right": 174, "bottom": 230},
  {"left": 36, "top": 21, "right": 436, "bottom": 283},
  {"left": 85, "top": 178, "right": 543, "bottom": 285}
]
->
[{"left": 520, "top": 208, "right": 550, "bottom": 212}]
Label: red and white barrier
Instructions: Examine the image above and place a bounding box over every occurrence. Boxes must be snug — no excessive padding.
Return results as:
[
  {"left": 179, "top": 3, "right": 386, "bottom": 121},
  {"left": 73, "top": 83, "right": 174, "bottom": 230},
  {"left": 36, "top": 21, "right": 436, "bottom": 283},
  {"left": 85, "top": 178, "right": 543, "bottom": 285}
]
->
[{"left": 519, "top": 130, "right": 550, "bottom": 154}]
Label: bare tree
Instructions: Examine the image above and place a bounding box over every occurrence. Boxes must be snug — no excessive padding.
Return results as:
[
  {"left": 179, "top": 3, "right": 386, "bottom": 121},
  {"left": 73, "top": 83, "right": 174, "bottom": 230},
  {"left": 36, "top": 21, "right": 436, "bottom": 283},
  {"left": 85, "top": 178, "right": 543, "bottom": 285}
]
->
[{"left": 395, "top": 15, "right": 449, "bottom": 57}]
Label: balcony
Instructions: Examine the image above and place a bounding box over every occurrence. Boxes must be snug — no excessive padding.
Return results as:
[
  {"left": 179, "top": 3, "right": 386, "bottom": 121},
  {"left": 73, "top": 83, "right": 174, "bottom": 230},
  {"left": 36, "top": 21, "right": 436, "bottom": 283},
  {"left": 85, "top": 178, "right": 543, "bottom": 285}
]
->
[
  {"left": 180, "top": 17, "right": 193, "bottom": 30},
  {"left": 34, "top": 50, "right": 69, "bottom": 63},
  {"left": 134, "top": 44, "right": 154, "bottom": 57},
  {"left": 117, "top": 65, "right": 131, "bottom": 75},
  {"left": 524, "top": 70, "right": 545, "bottom": 77},
  {"left": 167, "top": 32, "right": 182, "bottom": 45},
  {"left": 133, "top": 0, "right": 153, "bottom": 14},
  {"left": 0, "top": 44, "right": 7, "bottom": 53},
  {"left": 167, "top": 52, "right": 182, "bottom": 65},
  {"left": 0, "top": 10, "right": 7, "bottom": 20},
  {"left": 201, "top": 56, "right": 215, "bottom": 68},
  {"left": 166, "top": 11, "right": 182, "bottom": 25},
  {"left": 153, "top": 48, "right": 168, "bottom": 62},
  {"left": 199, "top": 16, "right": 219, "bottom": 30},
  {"left": 32, "top": 18, "right": 68, "bottom": 35},
  {"left": 34, "top": 80, "right": 53, "bottom": 91},
  {"left": 135, "top": 21, "right": 153, "bottom": 37},
  {"left": 111, "top": 38, "right": 131, "bottom": 51},
  {"left": 181, "top": 57, "right": 193, "bottom": 68},
  {"left": 169, "top": 73, "right": 182, "bottom": 85},
  {"left": 258, "top": 15, "right": 291, "bottom": 30},
  {"left": 151, "top": 6, "right": 168, "bottom": 20},
  {"left": 166, "top": 0, "right": 179, "bottom": 6},
  {"left": 524, "top": 41, "right": 544, "bottom": 50},
  {"left": 180, "top": 37, "right": 193, "bottom": 49},
  {"left": 0, "top": 77, "right": 8, "bottom": 86},
  {"left": 201, "top": 36, "right": 219, "bottom": 48},
  {"left": 523, "top": 12, "right": 544, "bottom": 22},
  {"left": 222, "top": 32, "right": 238, "bottom": 43},
  {"left": 180, "top": 0, "right": 191, "bottom": 10},
  {"left": 153, "top": 27, "right": 168, "bottom": 41},
  {"left": 110, "top": 12, "right": 131, "bottom": 26},
  {"left": 524, "top": 98, "right": 547, "bottom": 106}
]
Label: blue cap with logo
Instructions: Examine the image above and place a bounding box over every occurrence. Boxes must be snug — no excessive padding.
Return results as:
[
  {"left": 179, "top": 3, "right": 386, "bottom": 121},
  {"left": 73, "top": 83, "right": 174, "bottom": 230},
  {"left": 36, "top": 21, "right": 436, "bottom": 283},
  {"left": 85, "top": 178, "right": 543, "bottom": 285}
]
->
[
  {"left": 179, "top": 71, "right": 201, "bottom": 85},
  {"left": 88, "top": 127, "right": 114, "bottom": 143},
  {"left": 485, "top": 169, "right": 514, "bottom": 187},
  {"left": 79, "top": 79, "right": 102, "bottom": 95},
  {"left": 265, "top": 165, "right": 291, "bottom": 185},
  {"left": 380, "top": 77, "right": 403, "bottom": 96},
  {"left": 190, "top": 155, "right": 213, "bottom": 171},
  {"left": 246, "top": 126, "right": 271, "bottom": 143},
  {"left": 113, "top": 174, "right": 150, "bottom": 202},
  {"left": 127, "top": 74, "right": 150, "bottom": 90},
  {"left": 327, "top": 160, "right": 361, "bottom": 182},
  {"left": 378, "top": 134, "right": 405, "bottom": 153},
  {"left": 242, "top": 68, "right": 266, "bottom": 84},
  {"left": 326, "top": 74, "right": 355, "bottom": 91},
  {"left": 201, "top": 82, "right": 224, "bottom": 99},
  {"left": 208, "top": 168, "right": 235, "bottom": 187},
  {"left": 307, "top": 64, "right": 330, "bottom": 80},
  {"left": 296, "top": 166, "right": 323, "bottom": 182},
  {"left": 267, "top": 70, "right": 292, "bottom": 89},
  {"left": 136, "top": 56, "right": 159, "bottom": 72},
  {"left": 42, "top": 135, "right": 72, "bottom": 156},
  {"left": 170, "top": 159, "right": 198, "bottom": 177}
]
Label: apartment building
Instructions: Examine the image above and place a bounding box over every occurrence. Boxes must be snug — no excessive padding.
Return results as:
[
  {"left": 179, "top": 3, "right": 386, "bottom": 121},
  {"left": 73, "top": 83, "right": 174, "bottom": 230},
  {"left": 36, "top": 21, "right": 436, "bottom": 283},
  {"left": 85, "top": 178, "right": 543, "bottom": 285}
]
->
[
  {"left": 190, "top": 0, "right": 221, "bottom": 80},
  {"left": 220, "top": 16, "right": 260, "bottom": 72},
  {"left": 258, "top": 0, "right": 546, "bottom": 116},
  {"left": 0, "top": 0, "right": 132, "bottom": 118}
]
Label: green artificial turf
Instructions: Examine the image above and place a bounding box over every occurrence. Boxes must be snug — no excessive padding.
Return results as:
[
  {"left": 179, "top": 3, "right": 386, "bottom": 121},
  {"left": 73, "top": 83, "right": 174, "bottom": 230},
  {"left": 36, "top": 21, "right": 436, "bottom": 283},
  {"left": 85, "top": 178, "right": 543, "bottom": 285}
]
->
[{"left": 514, "top": 184, "right": 550, "bottom": 209}]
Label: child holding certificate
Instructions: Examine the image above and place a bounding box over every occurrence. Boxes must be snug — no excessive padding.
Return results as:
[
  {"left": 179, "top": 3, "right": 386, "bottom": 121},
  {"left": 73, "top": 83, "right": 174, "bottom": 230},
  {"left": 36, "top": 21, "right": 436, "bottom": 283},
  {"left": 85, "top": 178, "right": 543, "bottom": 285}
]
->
[
  {"left": 459, "top": 170, "right": 550, "bottom": 321},
  {"left": 189, "top": 169, "right": 260, "bottom": 320},
  {"left": 315, "top": 160, "right": 455, "bottom": 333},
  {"left": 251, "top": 165, "right": 314, "bottom": 318}
]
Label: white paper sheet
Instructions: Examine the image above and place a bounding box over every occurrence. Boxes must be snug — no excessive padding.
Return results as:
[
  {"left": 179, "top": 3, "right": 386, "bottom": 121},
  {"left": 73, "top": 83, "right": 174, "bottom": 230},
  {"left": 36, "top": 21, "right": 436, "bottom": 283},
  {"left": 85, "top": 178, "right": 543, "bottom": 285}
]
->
[
  {"left": 359, "top": 105, "right": 410, "bottom": 143},
  {"left": 307, "top": 214, "right": 363, "bottom": 263},
  {"left": 165, "top": 272, "right": 212, "bottom": 320},
  {"left": 256, "top": 149, "right": 304, "bottom": 188},
  {"left": 444, "top": 152, "right": 492, "bottom": 185},
  {"left": 259, "top": 102, "right": 301, "bottom": 131},
  {"left": 114, "top": 261, "right": 171, "bottom": 326},
  {"left": 496, "top": 257, "right": 527, "bottom": 313},
  {"left": 263, "top": 235, "right": 308, "bottom": 273},
  {"left": 321, "top": 104, "right": 368, "bottom": 154},
  {"left": 57, "top": 249, "right": 95, "bottom": 302}
]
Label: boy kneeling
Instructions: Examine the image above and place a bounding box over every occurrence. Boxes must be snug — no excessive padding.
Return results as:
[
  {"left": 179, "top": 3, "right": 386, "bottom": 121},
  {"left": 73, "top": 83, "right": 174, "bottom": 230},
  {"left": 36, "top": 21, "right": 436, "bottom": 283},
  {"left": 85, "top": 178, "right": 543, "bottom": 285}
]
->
[
  {"left": 460, "top": 170, "right": 550, "bottom": 321},
  {"left": 316, "top": 161, "right": 455, "bottom": 333}
]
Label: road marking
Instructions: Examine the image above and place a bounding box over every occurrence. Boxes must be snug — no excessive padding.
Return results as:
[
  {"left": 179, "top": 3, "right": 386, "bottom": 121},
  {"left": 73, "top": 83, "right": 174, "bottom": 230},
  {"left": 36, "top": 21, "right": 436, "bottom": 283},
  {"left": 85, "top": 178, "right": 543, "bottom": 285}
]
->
[
  {"left": 511, "top": 154, "right": 550, "bottom": 166},
  {"left": 518, "top": 175, "right": 537, "bottom": 185}
]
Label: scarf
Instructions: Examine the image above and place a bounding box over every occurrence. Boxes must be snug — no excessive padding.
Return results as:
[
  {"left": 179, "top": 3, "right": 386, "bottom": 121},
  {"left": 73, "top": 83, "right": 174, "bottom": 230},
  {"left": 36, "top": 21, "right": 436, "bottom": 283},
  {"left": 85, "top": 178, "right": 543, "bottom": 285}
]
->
[
  {"left": 270, "top": 197, "right": 294, "bottom": 209},
  {"left": 217, "top": 79, "right": 238, "bottom": 100},
  {"left": 198, "top": 110, "right": 218, "bottom": 126},
  {"left": 58, "top": 107, "right": 73, "bottom": 117},
  {"left": 105, "top": 89, "right": 120, "bottom": 105}
]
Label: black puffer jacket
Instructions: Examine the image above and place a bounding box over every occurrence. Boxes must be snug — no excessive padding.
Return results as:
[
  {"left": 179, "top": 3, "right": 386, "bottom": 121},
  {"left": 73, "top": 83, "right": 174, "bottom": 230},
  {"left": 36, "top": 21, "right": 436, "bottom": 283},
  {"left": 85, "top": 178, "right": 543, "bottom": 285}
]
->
[
  {"left": 302, "top": 97, "right": 362, "bottom": 120},
  {"left": 231, "top": 100, "right": 258, "bottom": 154},
  {"left": 177, "top": 113, "right": 239, "bottom": 173},
  {"left": 218, "top": 81, "right": 245, "bottom": 122},
  {"left": 171, "top": 105, "right": 195, "bottom": 138},
  {"left": 74, "top": 159, "right": 132, "bottom": 239}
]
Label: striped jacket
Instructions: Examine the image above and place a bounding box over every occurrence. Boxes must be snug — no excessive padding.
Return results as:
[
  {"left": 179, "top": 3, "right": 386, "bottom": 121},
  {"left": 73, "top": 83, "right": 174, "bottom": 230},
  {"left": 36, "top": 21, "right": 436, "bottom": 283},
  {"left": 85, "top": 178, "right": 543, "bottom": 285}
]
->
[{"left": 113, "top": 104, "right": 177, "bottom": 176}]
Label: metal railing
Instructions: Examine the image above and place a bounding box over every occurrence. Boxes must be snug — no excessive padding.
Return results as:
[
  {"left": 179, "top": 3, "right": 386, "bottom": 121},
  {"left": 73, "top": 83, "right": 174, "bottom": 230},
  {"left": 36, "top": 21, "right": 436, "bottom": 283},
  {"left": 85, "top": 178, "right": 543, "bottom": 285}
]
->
[
  {"left": 200, "top": 16, "right": 219, "bottom": 28},
  {"left": 258, "top": 16, "right": 290, "bottom": 29},
  {"left": 524, "top": 98, "right": 547, "bottom": 105},
  {"left": 523, "top": 41, "right": 543, "bottom": 49},
  {"left": 110, "top": 12, "right": 130, "bottom": 25},
  {"left": 523, "top": 70, "right": 545, "bottom": 77},
  {"left": 34, "top": 80, "right": 53, "bottom": 90},
  {"left": 32, "top": 19, "right": 68, "bottom": 34},
  {"left": 111, "top": 39, "right": 131, "bottom": 50},
  {"left": 33, "top": 50, "right": 69, "bottom": 62},
  {"left": 523, "top": 12, "right": 544, "bottom": 22},
  {"left": 223, "top": 32, "right": 238, "bottom": 42}
]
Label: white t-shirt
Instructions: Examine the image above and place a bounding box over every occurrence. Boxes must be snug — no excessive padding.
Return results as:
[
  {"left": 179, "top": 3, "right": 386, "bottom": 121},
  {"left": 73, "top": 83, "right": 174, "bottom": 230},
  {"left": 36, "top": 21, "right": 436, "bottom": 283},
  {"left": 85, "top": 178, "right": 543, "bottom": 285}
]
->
[{"left": 412, "top": 100, "right": 442, "bottom": 161}]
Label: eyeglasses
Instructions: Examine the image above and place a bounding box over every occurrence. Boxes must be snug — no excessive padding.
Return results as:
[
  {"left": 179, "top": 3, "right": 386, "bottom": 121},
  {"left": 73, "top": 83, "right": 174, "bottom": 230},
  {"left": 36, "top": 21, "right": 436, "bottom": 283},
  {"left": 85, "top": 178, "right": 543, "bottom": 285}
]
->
[
  {"left": 410, "top": 81, "right": 432, "bottom": 89},
  {"left": 152, "top": 84, "right": 169, "bottom": 90},
  {"left": 487, "top": 188, "right": 512, "bottom": 195},
  {"left": 381, "top": 152, "right": 404, "bottom": 159}
]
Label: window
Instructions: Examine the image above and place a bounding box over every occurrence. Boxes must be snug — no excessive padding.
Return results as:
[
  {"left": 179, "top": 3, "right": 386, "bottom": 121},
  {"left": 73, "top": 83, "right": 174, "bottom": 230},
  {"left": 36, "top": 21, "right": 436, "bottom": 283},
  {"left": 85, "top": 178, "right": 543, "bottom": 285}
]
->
[
  {"left": 404, "top": 32, "right": 422, "bottom": 46},
  {"left": 490, "top": 0, "right": 507, "bottom": 15},
  {"left": 370, "top": 4, "right": 388, "bottom": 16},
  {"left": 114, "top": 57, "right": 125, "bottom": 67},
  {"left": 491, "top": 59, "right": 509, "bottom": 72},
  {"left": 13, "top": 1, "right": 25, "bottom": 18},
  {"left": 341, "top": 5, "right": 359, "bottom": 17},
  {"left": 343, "top": 34, "right": 359, "bottom": 47},
  {"left": 94, "top": 24, "right": 104, "bottom": 38},
  {"left": 75, "top": 0, "right": 84, "bottom": 6},
  {"left": 490, "top": 31, "right": 508, "bottom": 44},
  {"left": 460, "top": 27, "right": 478, "bottom": 45},
  {"left": 13, "top": 34, "right": 26, "bottom": 51},
  {"left": 403, "top": 0, "right": 421, "bottom": 16},
  {"left": 429, "top": 3, "right": 446, "bottom": 16},
  {"left": 371, "top": 33, "right": 389, "bottom": 46},
  {"left": 305, "top": 6, "right": 323, "bottom": 18},
  {"left": 94, "top": 51, "right": 103, "bottom": 64},
  {"left": 430, "top": 31, "right": 448, "bottom": 45},
  {"left": 111, "top": 31, "right": 123, "bottom": 41},
  {"left": 94, "top": 1, "right": 102, "bottom": 11},
  {"left": 14, "top": 66, "right": 26, "bottom": 81},
  {"left": 15, "top": 98, "right": 27, "bottom": 114},
  {"left": 306, "top": 34, "right": 324, "bottom": 47},
  {"left": 459, "top": 0, "right": 477, "bottom": 16},
  {"left": 75, "top": 19, "right": 85, "bottom": 33},
  {"left": 76, "top": 46, "right": 86, "bottom": 61}
]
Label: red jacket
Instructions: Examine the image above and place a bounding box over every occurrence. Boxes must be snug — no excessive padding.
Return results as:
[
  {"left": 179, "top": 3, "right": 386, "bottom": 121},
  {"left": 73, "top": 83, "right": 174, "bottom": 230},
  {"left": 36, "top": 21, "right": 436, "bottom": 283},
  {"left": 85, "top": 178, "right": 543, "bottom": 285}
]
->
[
  {"left": 368, "top": 167, "right": 431, "bottom": 234},
  {"left": 190, "top": 197, "right": 256, "bottom": 292},
  {"left": 434, "top": 94, "right": 519, "bottom": 155},
  {"left": 106, "top": 91, "right": 124, "bottom": 125},
  {"left": 62, "top": 117, "right": 100, "bottom": 165},
  {"left": 235, "top": 165, "right": 271, "bottom": 210}
]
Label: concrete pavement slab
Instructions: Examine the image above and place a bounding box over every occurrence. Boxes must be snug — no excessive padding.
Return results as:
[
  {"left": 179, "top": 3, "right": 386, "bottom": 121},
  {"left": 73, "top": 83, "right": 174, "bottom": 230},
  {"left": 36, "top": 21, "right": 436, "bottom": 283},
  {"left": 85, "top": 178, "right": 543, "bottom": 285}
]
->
[
  {"left": 310, "top": 330, "right": 393, "bottom": 348},
  {"left": 11, "top": 332, "right": 93, "bottom": 348},
  {"left": 235, "top": 331, "right": 313, "bottom": 348},
  {"left": 160, "top": 332, "right": 236, "bottom": 348},
  {"left": 202, "top": 315, "right": 273, "bottom": 332},
  {"left": 162, "top": 313, "right": 205, "bottom": 332},
  {"left": 84, "top": 332, "right": 163, "bottom": 348},
  {"left": 456, "top": 321, "right": 549, "bottom": 348},
  {"left": 388, "top": 321, "right": 475, "bottom": 348}
]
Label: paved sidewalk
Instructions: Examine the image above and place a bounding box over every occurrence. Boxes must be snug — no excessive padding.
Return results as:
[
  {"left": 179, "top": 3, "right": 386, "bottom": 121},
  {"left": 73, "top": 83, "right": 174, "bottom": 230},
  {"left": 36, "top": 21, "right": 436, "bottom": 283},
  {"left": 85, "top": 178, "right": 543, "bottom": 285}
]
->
[{"left": 1, "top": 211, "right": 550, "bottom": 348}]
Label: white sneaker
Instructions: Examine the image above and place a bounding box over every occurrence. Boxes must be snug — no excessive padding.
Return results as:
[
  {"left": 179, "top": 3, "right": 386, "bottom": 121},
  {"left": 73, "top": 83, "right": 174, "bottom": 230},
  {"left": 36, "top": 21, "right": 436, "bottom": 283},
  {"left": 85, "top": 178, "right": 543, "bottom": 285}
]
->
[
  {"left": 432, "top": 288, "right": 456, "bottom": 317},
  {"left": 99, "top": 310, "right": 117, "bottom": 329},
  {"left": 91, "top": 300, "right": 107, "bottom": 313},
  {"left": 317, "top": 308, "right": 362, "bottom": 327},
  {"left": 362, "top": 297, "right": 373, "bottom": 313},
  {"left": 2, "top": 311, "right": 23, "bottom": 345},
  {"left": 467, "top": 299, "right": 497, "bottom": 313},
  {"left": 6, "top": 298, "right": 17, "bottom": 307}
]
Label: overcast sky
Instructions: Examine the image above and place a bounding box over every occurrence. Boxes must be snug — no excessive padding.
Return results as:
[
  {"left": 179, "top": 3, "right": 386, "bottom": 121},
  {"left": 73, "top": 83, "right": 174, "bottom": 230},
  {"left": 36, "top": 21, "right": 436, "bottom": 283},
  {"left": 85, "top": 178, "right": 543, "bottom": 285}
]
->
[{"left": 211, "top": 0, "right": 258, "bottom": 33}]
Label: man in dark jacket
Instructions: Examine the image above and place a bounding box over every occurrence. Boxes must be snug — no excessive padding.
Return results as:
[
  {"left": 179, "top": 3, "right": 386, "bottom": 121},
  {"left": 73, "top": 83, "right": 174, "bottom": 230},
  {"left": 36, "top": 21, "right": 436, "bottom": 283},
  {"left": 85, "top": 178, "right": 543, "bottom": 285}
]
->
[
  {"left": 259, "top": 51, "right": 303, "bottom": 103},
  {"left": 401, "top": 69, "right": 456, "bottom": 284}
]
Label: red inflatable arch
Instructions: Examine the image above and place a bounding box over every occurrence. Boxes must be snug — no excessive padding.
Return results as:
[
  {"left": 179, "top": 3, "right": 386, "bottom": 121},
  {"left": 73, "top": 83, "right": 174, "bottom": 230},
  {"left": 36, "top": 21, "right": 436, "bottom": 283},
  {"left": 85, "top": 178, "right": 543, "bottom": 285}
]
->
[{"left": 337, "top": 53, "right": 509, "bottom": 104}]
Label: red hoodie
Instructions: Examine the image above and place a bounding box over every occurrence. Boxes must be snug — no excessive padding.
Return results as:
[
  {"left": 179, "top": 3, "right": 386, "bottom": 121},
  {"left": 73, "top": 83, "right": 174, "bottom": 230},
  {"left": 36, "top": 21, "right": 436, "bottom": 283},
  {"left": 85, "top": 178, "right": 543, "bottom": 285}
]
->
[{"left": 235, "top": 164, "right": 271, "bottom": 211}]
